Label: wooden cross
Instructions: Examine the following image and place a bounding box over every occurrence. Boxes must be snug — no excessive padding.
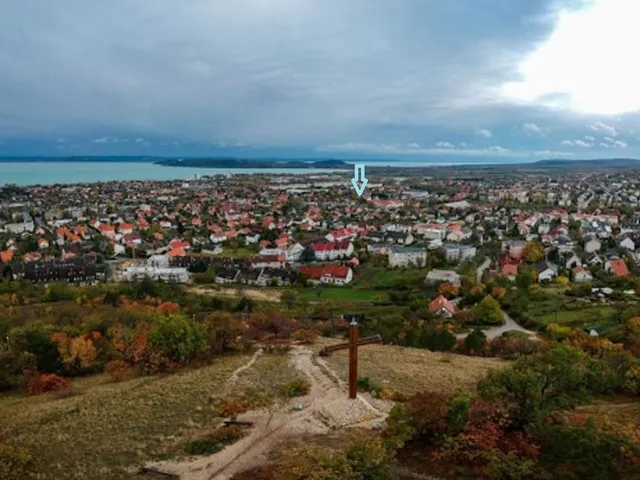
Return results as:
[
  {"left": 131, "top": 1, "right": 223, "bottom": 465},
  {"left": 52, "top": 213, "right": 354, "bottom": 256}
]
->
[{"left": 319, "top": 320, "right": 382, "bottom": 399}]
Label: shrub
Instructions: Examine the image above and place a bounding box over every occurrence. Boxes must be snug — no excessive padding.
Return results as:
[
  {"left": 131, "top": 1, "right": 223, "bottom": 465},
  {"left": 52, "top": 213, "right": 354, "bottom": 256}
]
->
[
  {"left": 104, "top": 360, "right": 134, "bottom": 382},
  {"left": 472, "top": 295, "right": 503, "bottom": 326},
  {"left": 535, "top": 418, "right": 640, "bottom": 479},
  {"left": 291, "top": 329, "right": 320, "bottom": 345},
  {"left": 215, "top": 399, "right": 249, "bottom": 419},
  {"left": 185, "top": 426, "right": 246, "bottom": 455},
  {"left": 357, "top": 377, "right": 382, "bottom": 395},
  {"left": 26, "top": 373, "right": 71, "bottom": 396},
  {"left": 0, "top": 443, "right": 31, "bottom": 479},
  {"left": 464, "top": 328, "right": 487, "bottom": 355},
  {"left": 0, "top": 351, "right": 36, "bottom": 391},
  {"left": 281, "top": 378, "right": 311, "bottom": 398}
]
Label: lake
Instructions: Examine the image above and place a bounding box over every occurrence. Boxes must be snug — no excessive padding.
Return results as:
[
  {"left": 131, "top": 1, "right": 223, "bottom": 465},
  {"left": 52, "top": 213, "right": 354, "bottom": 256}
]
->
[{"left": 0, "top": 162, "right": 339, "bottom": 186}]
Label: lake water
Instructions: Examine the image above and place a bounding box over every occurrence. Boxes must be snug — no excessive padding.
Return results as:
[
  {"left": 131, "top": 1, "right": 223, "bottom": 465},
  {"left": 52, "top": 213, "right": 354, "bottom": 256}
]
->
[{"left": 0, "top": 162, "right": 339, "bottom": 186}]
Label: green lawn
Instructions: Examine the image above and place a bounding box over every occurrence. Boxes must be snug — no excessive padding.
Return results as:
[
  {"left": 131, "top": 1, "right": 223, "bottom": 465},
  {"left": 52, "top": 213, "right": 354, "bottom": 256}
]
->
[
  {"left": 354, "top": 265, "right": 430, "bottom": 290},
  {"left": 533, "top": 305, "right": 617, "bottom": 327},
  {"left": 218, "top": 247, "right": 256, "bottom": 259},
  {"left": 295, "top": 287, "right": 384, "bottom": 303}
]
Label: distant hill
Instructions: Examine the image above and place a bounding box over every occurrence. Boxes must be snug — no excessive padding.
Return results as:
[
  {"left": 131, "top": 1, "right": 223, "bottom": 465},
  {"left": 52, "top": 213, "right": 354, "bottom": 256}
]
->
[{"left": 533, "top": 158, "right": 640, "bottom": 169}]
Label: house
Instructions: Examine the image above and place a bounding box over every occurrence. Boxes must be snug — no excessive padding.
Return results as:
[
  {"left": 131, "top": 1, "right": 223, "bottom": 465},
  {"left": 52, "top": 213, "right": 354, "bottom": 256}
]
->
[
  {"left": 428, "top": 295, "right": 457, "bottom": 317},
  {"left": 326, "top": 228, "right": 357, "bottom": 242},
  {"left": 299, "top": 265, "right": 353, "bottom": 285},
  {"left": 311, "top": 241, "right": 354, "bottom": 261},
  {"left": 384, "top": 231, "right": 414, "bottom": 245},
  {"left": 414, "top": 223, "right": 447, "bottom": 240},
  {"left": 215, "top": 267, "right": 240, "bottom": 284},
  {"left": 37, "top": 238, "right": 50, "bottom": 250},
  {"left": 605, "top": 258, "right": 630, "bottom": 277},
  {"left": 388, "top": 247, "right": 426, "bottom": 268},
  {"left": 502, "top": 263, "right": 519, "bottom": 281},
  {"left": 425, "top": 269, "right": 461, "bottom": 287},
  {"left": 564, "top": 253, "right": 582, "bottom": 270},
  {"left": 252, "top": 254, "right": 286, "bottom": 269},
  {"left": 442, "top": 244, "right": 477, "bottom": 263},
  {"left": 502, "top": 240, "right": 526, "bottom": 260},
  {"left": 536, "top": 261, "right": 558, "bottom": 282},
  {"left": 572, "top": 266, "right": 593, "bottom": 283},
  {"left": 618, "top": 235, "right": 635, "bottom": 251}
]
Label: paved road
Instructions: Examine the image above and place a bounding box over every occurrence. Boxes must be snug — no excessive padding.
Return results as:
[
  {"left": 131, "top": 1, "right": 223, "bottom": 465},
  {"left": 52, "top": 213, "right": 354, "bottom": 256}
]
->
[
  {"left": 476, "top": 257, "right": 491, "bottom": 283},
  {"left": 456, "top": 310, "right": 536, "bottom": 340}
]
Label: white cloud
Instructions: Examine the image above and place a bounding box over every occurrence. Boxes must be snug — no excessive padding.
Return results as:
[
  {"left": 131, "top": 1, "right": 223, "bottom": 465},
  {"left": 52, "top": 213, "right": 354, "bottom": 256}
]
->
[
  {"left": 93, "top": 136, "right": 111, "bottom": 143},
  {"left": 474, "top": 128, "right": 492, "bottom": 138},
  {"left": 588, "top": 121, "right": 618, "bottom": 137},
  {"left": 501, "top": 0, "right": 640, "bottom": 115},
  {"left": 459, "top": 142, "right": 468, "bottom": 148},
  {"left": 584, "top": 135, "right": 595, "bottom": 141},
  {"left": 318, "top": 142, "right": 520, "bottom": 157},
  {"left": 135, "top": 138, "right": 145, "bottom": 144},
  {"left": 599, "top": 143, "right": 609, "bottom": 148},
  {"left": 435, "top": 141, "right": 454, "bottom": 148},
  {"left": 522, "top": 123, "right": 544, "bottom": 136},
  {"left": 613, "top": 140, "right": 628, "bottom": 148},
  {"left": 560, "top": 139, "right": 592, "bottom": 147}
]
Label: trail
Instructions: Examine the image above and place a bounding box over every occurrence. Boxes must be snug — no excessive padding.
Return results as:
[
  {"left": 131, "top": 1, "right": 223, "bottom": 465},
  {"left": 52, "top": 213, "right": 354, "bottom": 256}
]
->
[{"left": 144, "top": 346, "right": 391, "bottom": 480}]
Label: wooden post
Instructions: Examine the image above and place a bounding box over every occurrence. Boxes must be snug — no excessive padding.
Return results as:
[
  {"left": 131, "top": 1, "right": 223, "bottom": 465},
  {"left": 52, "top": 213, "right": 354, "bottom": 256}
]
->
[{"left": 349, "top": 319, "right": 358, "bottom": 399}]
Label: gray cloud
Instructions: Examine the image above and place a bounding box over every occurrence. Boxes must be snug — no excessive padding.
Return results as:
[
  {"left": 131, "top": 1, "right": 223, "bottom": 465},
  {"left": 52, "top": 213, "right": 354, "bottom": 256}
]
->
[{"left": 0, "top": 0, "right": 564, "bottom": 147}]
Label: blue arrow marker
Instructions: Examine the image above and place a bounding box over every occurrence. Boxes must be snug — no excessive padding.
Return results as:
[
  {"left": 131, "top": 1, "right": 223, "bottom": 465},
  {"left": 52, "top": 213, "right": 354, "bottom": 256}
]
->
[{"left": 351, "top": 163, "right": 368, "bottom": 197}]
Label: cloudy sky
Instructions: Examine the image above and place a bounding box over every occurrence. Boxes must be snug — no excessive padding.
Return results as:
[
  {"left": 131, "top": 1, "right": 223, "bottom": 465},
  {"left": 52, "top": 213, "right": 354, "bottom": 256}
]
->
[{"left": 1, "top": 0, "right": 640, "bottom": 161}]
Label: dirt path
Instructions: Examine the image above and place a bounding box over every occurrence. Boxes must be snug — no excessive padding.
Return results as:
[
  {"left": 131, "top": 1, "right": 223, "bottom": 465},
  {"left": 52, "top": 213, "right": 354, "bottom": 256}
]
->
[
  {"left": 190, "top": 287, "right": 282, "bottom": 303},
  {"left": 144, "top": 346, "right": 390, "bottom": 480}
]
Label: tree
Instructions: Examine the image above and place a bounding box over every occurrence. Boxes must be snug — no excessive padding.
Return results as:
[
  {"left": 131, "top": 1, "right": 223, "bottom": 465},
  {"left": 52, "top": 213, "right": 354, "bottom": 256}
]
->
[
  {"left": 281, "top": 290, "right": 298, "bottom": 310},
  {"left": 465, "top": 327, "right": 487, "bottom": 354},
  {"left": 624, "top": 317, "right": 640, "bottom": 356},
  {"left": 149, "top": 313, "right": 207, "bottom": 364},
  {"left": 438, "top": 282, "right": 459, "bottom": 299},
  {"left": 472, "top": 295, "right": 504, "bottom": 326},
  {"left": 523, "top": 241, "right": 544, "bottom": 264}
]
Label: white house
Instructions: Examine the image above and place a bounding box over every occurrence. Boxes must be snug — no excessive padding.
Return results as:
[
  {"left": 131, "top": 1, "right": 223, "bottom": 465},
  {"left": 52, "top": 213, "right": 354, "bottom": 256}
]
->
[
  {"left": 388, "top": 247, "right": 427, "bottom": 268},
  {"left": 425, "top": 269, "right": 461, "bottom": 287},
  {"left": 584, "top": 236, "right": 602, "bottom": 253},
  {"left": 536, "top": 261, "right": 558, "bottom": 282},
  {"left": 572, "top": 266, "right": 593, "bottom": 283}
]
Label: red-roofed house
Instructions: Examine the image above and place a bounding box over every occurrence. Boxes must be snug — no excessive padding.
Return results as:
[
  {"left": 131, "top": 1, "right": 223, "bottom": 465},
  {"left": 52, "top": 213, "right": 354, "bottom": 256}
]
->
[
  {"left": 1, "top": 250, "right": 14, "bottom": 264},
  {"left": 572, "top": 266, "right": 593, "bottom": 283},
  {"left": 311, "top": 241, "right": 354, "bottom": 261},
  {"left": 605, "top": 259, "right": 630, "bottom": 277},
  {"left": 118, "top": 223, "right": 134, "bottom": 235},
  {"left": 502, "top": 263, "right": 518, "bottom": 281},
  {"left": 428, "top": 295, "right": 457, "bottom": 317},
  {"left": 299, "top": 265, "right": 353, "bottom": 285},
  {"left": 37, "top": 238, "right": 50, "bottom": 250},
  {"left": 252, "top": 254, "right": 286, "bottom": 269},
  {"left": 326, "top": 228, "right": 357, "bottom": 242}
]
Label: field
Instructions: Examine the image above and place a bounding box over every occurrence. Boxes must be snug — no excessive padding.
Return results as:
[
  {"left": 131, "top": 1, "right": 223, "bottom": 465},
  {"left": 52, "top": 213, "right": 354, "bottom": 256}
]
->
[
  {"left": 527, "top": 294, "right": 619, "bottom": 328},
  {"left": 317, "top": 340, "right": 507, "bottom": 395},
  {"left": 0, "top": 352, "right": 299, "bottom": 480},
  {"left": 295, "top": 286, "right": 384, "bottom": 303}
]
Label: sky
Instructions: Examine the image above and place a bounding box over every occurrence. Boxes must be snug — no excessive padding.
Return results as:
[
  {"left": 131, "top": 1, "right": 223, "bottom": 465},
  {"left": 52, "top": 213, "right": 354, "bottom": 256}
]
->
[{"left": 1, "top": 0, "right": 640, "bottom": 161}]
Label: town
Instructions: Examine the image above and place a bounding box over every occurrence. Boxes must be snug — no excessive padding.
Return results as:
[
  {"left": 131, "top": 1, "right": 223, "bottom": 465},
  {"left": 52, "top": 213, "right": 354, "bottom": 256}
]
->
[{"left": 2, "top": 166, "right": 640, "bottom": 479}]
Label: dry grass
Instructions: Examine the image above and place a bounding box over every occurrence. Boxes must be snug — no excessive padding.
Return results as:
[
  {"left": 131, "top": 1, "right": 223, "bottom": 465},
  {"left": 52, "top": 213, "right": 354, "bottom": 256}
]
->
[
  {"left": 0, "top": 352, "right": 299, "bottom": 480},
  {"left": 574, "top": 397, "right": 640, "bottom": 427},
  {"left": 317, "top": 339, "right": 508, "bottom": 395}
]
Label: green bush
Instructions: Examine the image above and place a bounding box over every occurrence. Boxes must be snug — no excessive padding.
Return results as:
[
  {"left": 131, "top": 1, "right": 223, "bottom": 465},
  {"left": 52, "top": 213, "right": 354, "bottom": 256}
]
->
[
  {"left": 185, "top": 426, "right": 245, "bottom": 455},
  {"left": 357, "top": 377, "right": 382, "bottom": 395},
  {"left": 281, "top": 378, "right": 311, "bottom": 398},
  {"left": 535, "top": 419, "right": 640, "bottom": 480}
]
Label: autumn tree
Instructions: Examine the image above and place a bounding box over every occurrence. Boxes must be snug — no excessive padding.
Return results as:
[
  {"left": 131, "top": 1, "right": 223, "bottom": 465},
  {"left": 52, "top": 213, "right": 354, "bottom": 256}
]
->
[
  {"left": 523, "top": 241, "right": 544, "bottom": 264},
  {"left": 149, "top": 313, "right": 207, "bottom": 364},
  {"left": 625, "top": 317, "right": 640, "bottom": 356},
  {"left": 438, "top": 282, "right": 459, "bottom": 299}
]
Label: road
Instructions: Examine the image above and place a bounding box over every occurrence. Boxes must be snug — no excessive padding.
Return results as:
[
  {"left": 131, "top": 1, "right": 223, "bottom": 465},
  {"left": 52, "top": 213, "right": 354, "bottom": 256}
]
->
[{"left": 456, "top": 310, "right": 536, "bottom": 340}]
